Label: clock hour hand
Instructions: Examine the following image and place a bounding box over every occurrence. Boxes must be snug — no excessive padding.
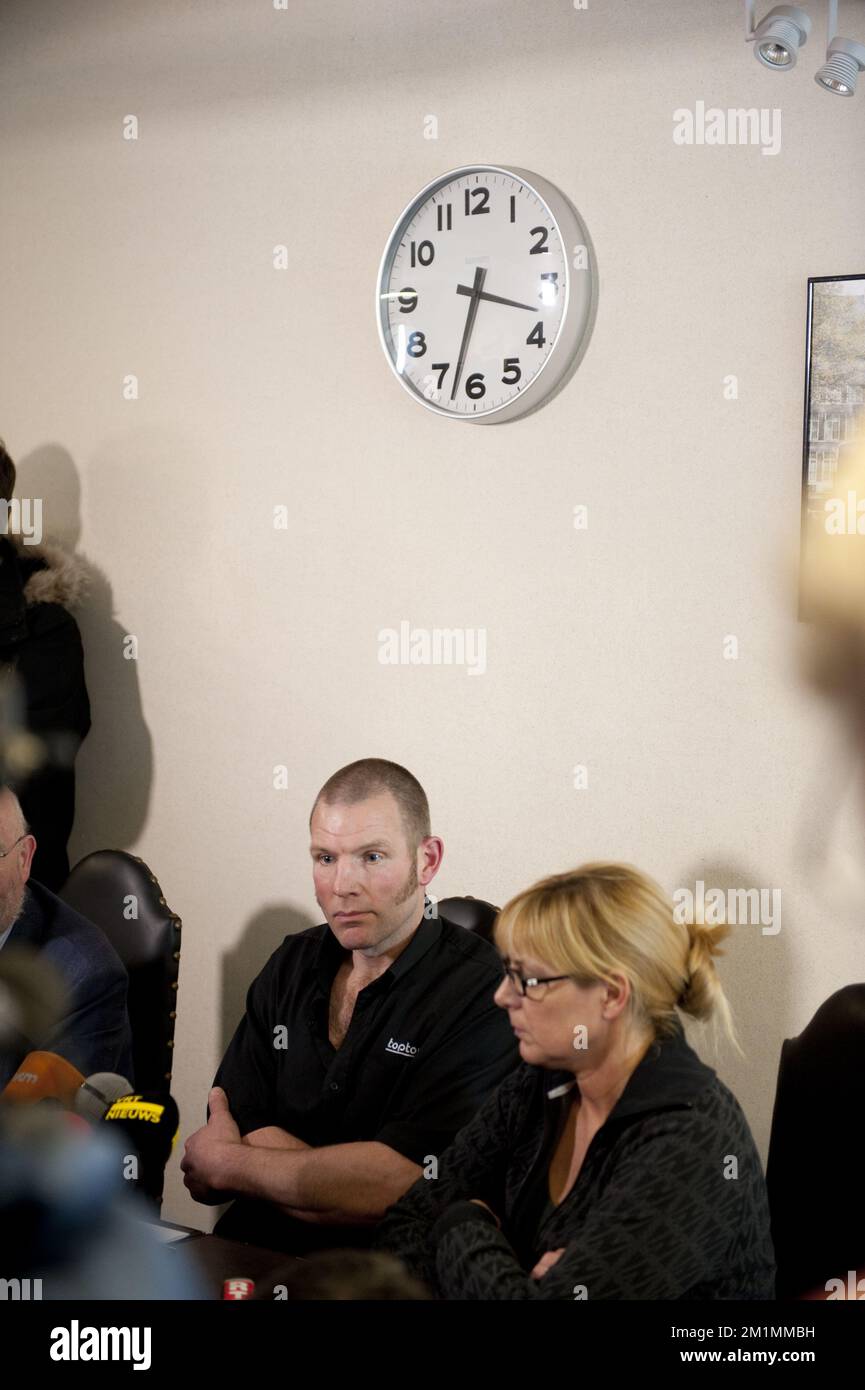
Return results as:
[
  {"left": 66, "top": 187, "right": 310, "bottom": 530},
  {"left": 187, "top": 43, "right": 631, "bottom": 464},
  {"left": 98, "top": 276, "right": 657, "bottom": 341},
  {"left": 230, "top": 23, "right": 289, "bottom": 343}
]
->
[
  {"left": 451, "top": 265, "right": 487, "bottom": 400},
  {"left": 456, "top": 284, "right": 537, "bottom": 312}
]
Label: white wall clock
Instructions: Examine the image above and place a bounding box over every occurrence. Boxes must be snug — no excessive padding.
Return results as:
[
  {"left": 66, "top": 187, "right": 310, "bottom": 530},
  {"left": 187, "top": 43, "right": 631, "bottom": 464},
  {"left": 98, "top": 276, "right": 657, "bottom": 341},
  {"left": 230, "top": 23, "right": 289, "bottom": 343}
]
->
[{"left": 376, "top": 164, "right": 597, "bottom": 424}]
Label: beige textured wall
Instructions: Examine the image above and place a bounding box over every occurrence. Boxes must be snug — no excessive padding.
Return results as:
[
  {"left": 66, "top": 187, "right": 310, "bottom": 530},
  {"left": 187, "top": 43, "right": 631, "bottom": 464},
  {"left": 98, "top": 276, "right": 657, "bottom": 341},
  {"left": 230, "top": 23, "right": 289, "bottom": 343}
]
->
[{"left": 1, "top": 0, "right": 864, "bottom": 1230}]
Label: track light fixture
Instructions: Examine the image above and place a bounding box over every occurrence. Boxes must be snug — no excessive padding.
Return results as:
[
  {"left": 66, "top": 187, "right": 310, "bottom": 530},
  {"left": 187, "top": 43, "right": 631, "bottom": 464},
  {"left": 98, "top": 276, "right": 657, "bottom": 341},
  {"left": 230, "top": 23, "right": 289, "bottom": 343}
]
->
[
  {"left": 814, "top": 35, "right": 865, "bottom": 93},
  {"left": 752, "top": 5, "right": 812, "bottom": 68},
  {"left": 746, "top": 2, "right": 864, "bottom": 96},
  {"left": 751, "top": 5, "right": 812, "bottom": 68}
]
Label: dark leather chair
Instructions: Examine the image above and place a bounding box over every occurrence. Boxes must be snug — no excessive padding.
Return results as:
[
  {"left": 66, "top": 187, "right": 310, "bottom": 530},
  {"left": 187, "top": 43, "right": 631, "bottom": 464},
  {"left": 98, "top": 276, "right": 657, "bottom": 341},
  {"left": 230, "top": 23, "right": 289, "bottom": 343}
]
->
[
  {"left": 59, "top": 850, "right": 182, "bottom": 1095},
  {"left": 765, "top": 983, "right": 865, "bottom": 1298},
  {"left": 436, "top": 895, "right": 500, "bottom": 943}
]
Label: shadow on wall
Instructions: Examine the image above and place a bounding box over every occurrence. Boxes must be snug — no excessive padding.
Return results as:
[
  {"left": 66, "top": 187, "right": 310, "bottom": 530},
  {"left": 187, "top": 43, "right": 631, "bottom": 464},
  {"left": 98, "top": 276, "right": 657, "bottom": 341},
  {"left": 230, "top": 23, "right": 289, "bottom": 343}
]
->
[
  {"left": 220, "top": 903, "right": 318, "bottom": 1058},
  {"left": 17, "top": 443, "right": 153, "bottom": 856},
  {"left": 676, "top": 858, "right": 791, "bottom": 1163}
]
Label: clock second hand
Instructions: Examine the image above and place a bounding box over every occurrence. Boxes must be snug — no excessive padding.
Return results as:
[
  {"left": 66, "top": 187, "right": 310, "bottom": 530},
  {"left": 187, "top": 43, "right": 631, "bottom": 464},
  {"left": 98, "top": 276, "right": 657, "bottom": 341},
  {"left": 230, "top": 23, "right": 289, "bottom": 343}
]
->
[{"left": 451, "top": 265, "right": 487, "bottom": 401}]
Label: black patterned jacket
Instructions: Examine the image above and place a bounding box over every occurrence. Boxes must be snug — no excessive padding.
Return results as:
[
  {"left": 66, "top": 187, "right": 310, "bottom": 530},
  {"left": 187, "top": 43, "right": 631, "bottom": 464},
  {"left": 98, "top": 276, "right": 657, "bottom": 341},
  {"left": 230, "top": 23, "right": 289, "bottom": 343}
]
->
[{"left": 376, "top": 1023, "right": 776, "bottom": 1300}]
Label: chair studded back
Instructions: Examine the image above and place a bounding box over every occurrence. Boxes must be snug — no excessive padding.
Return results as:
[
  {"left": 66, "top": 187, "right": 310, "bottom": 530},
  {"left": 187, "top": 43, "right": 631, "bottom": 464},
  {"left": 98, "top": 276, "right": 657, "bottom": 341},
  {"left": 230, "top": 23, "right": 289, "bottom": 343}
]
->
[{"left": 60, "top": 850, "right": 182, "bottom": 1095}]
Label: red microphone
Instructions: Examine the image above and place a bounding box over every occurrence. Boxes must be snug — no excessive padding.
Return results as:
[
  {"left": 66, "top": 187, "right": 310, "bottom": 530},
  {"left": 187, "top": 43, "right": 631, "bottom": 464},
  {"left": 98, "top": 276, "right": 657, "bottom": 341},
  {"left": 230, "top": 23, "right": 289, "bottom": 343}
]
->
[{"left": 223, "top": 1278, "right": 255, "bottom": 1300}]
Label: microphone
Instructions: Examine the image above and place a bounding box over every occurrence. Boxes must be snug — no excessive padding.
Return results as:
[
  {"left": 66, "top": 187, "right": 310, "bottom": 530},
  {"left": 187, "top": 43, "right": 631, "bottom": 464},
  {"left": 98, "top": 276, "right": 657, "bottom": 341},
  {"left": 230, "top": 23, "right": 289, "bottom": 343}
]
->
[
  {"left": 0, "top": 1098, "right": 128, "bottom": 1270},
  {"left": 223, "top": 1278, "right": 255, "bottom": 1300},
  {"left": 0, "top": 1101, "right": 207, "bottom": 1295},
  {"left": 1, "top": 1050, "right": 84, "bottom": 1107},
  {"left": 73, "top": 1072, "right": 134, "bottom": 1124},
  {"left": 100, "top": 1092, "right": 180, "bottom": 1203}
]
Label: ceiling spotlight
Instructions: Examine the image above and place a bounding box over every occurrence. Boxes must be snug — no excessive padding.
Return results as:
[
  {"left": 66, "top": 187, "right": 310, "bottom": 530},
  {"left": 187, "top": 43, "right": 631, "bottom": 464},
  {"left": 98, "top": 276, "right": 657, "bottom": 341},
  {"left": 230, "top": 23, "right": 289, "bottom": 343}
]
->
[
  {"left": 752, "top": 5, "right": 812, "bottom": 69},
  {"left": 815, "top": 36, "right": 865, "bottom": 94}
]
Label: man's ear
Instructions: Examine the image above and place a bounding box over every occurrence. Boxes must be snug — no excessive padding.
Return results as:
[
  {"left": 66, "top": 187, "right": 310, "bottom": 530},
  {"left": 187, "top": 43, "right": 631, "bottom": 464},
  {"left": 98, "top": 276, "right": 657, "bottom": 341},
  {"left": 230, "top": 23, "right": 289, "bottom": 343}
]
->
[
  {"left": 20, "top": 833, "right": 36, "bottom": 881},
  {"left": 418, "top": 835, "right": 444, "bottom": 887}
]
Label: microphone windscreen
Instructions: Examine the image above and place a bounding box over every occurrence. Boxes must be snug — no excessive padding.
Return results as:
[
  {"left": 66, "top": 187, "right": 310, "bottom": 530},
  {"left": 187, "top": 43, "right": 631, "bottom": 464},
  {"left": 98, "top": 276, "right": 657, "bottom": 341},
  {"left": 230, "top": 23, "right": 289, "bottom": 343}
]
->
[
  {"left": 223, "top": 1278, "right": 255, "bottom": 1300},
  {"left": 101, "top": 1093, "right": 180, "bottom": 1201},
  {"left": 74, "top": 1073, "right": 134, "bottom": 1123},
  {"left": 1, "top": 1050, "right": 85, "bottom": 1107}
]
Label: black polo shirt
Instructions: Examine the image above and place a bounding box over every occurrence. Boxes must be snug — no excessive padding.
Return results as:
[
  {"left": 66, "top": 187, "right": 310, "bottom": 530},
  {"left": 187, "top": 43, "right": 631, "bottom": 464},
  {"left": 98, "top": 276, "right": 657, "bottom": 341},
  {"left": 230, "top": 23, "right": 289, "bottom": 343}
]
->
[{"left": 211, "top": 910, "right": 519, "bottom": 1252}]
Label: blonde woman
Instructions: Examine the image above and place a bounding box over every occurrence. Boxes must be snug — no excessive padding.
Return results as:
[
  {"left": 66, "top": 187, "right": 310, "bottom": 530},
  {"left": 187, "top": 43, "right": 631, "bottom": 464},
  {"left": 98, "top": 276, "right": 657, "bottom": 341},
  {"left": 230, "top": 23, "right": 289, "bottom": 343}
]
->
[{"left": 377, "top": 863, "right": 775, "bottom": 1300}]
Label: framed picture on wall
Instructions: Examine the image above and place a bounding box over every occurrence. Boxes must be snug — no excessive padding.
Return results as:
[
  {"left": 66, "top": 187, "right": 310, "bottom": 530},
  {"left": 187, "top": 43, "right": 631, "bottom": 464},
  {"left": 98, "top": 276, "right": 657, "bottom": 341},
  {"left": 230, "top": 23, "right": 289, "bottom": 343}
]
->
[{"left": 801, "top": 274, "right": 865, "bottom": 611}]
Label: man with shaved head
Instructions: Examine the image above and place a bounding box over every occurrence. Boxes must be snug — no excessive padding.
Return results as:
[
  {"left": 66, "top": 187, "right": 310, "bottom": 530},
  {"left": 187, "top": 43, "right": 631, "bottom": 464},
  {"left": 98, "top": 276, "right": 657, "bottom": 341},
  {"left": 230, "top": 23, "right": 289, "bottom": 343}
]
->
[
  {"left": 183, "top": 758, "right": 517, "bottom": 1253},
  {"left": 0, "top": 784, "right": 133, "bottom": 1088}
]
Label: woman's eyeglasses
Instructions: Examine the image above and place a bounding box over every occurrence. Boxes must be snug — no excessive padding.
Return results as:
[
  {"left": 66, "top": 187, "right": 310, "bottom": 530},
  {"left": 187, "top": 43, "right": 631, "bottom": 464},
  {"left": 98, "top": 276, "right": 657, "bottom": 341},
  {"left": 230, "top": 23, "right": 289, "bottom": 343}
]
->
[{"left": 501, "top": 964, "right": 572, "bottom": 1001}]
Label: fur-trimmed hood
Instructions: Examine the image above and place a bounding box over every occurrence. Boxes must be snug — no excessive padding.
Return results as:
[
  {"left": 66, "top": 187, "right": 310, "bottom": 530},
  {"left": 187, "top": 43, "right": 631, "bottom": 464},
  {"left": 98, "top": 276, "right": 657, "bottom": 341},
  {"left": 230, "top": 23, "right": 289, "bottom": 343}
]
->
[{"left": 10, "top": 537, "right": 89, "bottom": 611}]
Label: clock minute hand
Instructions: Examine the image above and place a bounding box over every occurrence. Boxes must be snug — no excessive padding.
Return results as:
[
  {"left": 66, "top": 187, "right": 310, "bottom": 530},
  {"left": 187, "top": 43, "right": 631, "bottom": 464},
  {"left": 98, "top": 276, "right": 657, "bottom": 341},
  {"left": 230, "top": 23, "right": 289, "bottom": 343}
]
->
[
  {"left": 451, "top": 265, "right": 487, "bottom": 401},
  {"left": 456, "top": 284, "right": 537, "bottom": 312}
]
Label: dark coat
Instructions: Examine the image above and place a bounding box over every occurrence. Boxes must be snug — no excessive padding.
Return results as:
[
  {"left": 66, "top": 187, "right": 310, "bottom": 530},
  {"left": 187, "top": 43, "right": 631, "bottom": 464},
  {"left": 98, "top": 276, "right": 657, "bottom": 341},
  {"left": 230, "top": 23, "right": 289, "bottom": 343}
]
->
[
  {"left": 0, "top": 535, "right": 91, "bottom": 889},
  {"left": 0, "top": 878, "right": 134, "bottom": 1089},
  {"left": 376, "top": 1022, "right": 776, "bottom": 1300}
]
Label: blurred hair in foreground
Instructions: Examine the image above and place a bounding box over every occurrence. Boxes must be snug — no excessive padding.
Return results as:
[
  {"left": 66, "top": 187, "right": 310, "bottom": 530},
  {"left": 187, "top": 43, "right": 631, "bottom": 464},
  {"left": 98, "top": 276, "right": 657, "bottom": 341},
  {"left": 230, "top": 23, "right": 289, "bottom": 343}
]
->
[
  {"left": 253, "top": 1248, "right": 431, "bottom": 1300},
  {"left": 800, "top": 409, "right": 865, "bottom": 704}
]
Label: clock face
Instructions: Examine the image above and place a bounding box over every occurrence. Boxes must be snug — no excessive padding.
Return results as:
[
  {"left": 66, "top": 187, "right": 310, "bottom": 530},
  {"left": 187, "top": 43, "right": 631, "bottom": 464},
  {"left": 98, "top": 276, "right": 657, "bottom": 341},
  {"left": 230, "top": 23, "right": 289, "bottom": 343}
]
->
[{"left": 376, "top": 165, "right": 596, "bottom": 423}]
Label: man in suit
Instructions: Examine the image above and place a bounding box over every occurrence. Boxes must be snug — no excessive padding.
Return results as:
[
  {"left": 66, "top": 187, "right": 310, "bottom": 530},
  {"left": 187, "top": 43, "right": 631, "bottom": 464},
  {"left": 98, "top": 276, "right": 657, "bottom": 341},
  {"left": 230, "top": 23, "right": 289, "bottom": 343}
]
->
[{"left": 0, "top": 784, "right": 133, "bottom": 1089}]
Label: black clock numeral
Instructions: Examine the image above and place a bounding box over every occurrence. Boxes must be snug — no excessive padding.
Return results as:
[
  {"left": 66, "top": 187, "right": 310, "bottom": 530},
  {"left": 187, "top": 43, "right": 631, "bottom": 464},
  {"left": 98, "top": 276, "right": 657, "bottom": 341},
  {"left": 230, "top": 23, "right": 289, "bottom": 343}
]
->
[
  {"left": 410, "top": 240, "right": 435, "bottom": 267},
  {"left": 510, "top": 194, "right": 516, "bottom": 223},
  {"left": 430, "top": 362, "right": 449, "bottom": 390},
  {"left": 527, "top": 321, "right": 546, "bottom": 349},
  {"left": 466, "top": 372, "right": 486, "bottom": 399},
  {"left": 436, "top": 203, "right": 453, "bottom": 231},
  {"left": 529, "top": 225, "right": 549, "bottom": 255},
  {"left": 464, "top": 187, "right": 490, "bottom": 216},
  {"left": 502, "top": 357, "right": 521, "bottom": 385},
  {"left": 539, "top": 272, "right": 559, "bottom": 300},
  {"left": 407, "top": 331, "right": 427, "bottom": 358},
  {"left": 398, "top": 288, "right": 418, "bottom": 313}
]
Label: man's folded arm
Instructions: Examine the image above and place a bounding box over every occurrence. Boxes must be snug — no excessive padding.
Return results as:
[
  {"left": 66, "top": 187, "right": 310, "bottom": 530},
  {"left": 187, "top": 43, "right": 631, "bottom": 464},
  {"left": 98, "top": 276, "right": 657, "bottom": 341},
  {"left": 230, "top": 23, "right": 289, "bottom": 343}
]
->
[
  {"left": 220, "top": 1139, "right": 422, "bottom": 1225},
  {"left": 242, "top": 1126, "right": 310, "bottom": 1150}
]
